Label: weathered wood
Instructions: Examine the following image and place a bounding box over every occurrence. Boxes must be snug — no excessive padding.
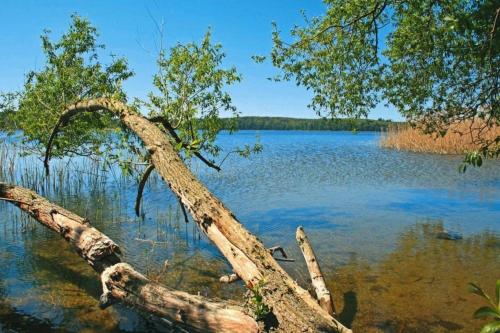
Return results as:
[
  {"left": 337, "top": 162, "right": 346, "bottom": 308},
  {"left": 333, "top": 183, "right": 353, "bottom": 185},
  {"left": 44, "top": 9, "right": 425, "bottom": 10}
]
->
[
  {"left": 0, "top": 182, "right": 259, "bottom": 333},
  {"left": 0, "top": 183, "right": 121, "bottom": 273},
  {"left": 102, "top": 263, "right": 258, "bottom": 333},
  {"left": 296, "top": 226, "right": 336, "bottom": 316},
  {"left": 44, "top": 98, "right": 352, "bottom": 332}
]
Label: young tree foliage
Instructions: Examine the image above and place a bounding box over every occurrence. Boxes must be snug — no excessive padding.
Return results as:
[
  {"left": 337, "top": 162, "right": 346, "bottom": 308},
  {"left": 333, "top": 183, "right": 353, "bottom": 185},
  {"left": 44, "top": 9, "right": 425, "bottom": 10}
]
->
[
  {"left": 1, "top": 15, "right": 133, "bottom": 158},
  {"left": 0, "top": 17, "right": 259, "bottom": 174},
  {"left": 144, "top": 30, "right": 261, "bottom": 166},
  {"left": 270, "top": 0, "right": 499, "bottom": 161}
]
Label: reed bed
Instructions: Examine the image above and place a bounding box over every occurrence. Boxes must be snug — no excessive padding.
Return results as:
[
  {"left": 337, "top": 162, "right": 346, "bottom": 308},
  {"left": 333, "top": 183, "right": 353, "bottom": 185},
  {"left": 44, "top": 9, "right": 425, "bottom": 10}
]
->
[{"left": 380, "top": 121, "right": 500, "bottom": 154}]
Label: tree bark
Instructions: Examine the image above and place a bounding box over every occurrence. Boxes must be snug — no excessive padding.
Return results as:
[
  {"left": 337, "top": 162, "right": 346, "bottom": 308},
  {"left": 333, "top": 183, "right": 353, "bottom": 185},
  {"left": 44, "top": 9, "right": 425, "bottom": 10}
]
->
[
  {"left": 101, "top": 263, "right": 258, "bottom": 333},
  {"left": 0, "top": 182, "right": 258, "bottom": 333},
  {"left": 45, "top": 98, "right": 352, "bottom": 333},
  {"left": 296, "top": 226, "right": 336, "bottom": 316},
  {"left": 0, "top": 183, "right": 120, "bottom": 273}
]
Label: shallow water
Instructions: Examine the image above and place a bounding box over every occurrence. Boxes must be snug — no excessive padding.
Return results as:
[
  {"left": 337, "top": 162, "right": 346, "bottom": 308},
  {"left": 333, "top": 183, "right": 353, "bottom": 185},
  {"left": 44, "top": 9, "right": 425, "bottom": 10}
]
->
[{"left": 0, "top": 130, "right": 499, "bottom": 332}]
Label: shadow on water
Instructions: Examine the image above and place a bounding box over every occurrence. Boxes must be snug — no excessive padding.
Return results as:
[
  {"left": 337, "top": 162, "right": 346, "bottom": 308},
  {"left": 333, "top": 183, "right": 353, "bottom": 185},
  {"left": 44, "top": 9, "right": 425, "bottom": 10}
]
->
[{"left": 338, "top": 291, "right": 358, "bottom": 328}]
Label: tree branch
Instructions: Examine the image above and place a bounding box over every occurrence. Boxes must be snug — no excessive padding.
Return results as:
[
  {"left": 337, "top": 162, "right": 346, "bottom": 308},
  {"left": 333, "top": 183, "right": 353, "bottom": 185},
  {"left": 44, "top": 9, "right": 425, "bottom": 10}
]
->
[
  {"left": 135, "top": 164, "right": 155, "bottom": 217},
  {"left": 42, "top": 98, "right": 352, "bottom": 332},
  {"left": 148, "top": 115, "right": 221, "bottom": 172}
]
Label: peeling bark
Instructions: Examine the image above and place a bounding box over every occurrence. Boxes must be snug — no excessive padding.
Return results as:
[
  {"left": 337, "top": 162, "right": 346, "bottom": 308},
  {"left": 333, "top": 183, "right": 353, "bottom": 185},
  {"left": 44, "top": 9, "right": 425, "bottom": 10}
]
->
[
  {"left": 0, "top": 183, "right": 120, "bottom": 273},
  {"left": 0, "top": 182, "right": 258, "bottom": 333},
  {"left": 44, "top": 98, "right": 352, "bottom": 333},
  {"left": 101, "top": 263, "right": 258, "bottom": 333}
]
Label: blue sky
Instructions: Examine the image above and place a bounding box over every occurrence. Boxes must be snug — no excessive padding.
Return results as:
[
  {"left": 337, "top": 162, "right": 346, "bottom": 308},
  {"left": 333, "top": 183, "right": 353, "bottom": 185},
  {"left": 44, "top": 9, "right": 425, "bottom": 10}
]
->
[{"left": 0, "top": 0, "right": 402, "bottom": 120}]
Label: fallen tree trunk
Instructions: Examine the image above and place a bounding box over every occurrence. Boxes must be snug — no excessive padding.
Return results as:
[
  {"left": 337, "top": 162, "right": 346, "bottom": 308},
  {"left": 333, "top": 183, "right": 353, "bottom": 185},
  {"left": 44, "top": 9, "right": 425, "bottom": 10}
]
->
[
  {"left": 45, "top": 98, "right": 352, "bottom": 333},
  {"left": 0, "top": 183, "right": 121, "bottom": 273},
  {"left": 0, "top": 183, "right": 259, "bottom": 333},
  {"left": 101, "top": 263, "right": 258, "bottom": 333},
  {"left": 296, "top": 226, "right": 336, "bottom": 316}
]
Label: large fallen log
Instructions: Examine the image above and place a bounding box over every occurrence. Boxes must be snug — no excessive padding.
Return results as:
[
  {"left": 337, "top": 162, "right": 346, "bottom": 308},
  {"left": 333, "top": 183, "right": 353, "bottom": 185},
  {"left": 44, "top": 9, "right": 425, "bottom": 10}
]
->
[
  {"left": 0, "top": 183, "right": 120, "bottom": 273},
  {"left": 101, "top": 263, "right": 258, "bottom": 333},
  {"left": 45, "top": 98, "right": 352, "bottom": 333},
  {"left": 0, "top": 183, "right": 259, "bottom": 333},
  {"left": 296, "top": 226, "right": 336, "bottom": 316}
]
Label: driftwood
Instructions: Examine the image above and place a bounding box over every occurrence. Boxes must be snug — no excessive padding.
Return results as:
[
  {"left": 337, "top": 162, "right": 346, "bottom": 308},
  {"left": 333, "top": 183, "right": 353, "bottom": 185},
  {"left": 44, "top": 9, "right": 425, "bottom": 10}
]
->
[
  {"left": 0, "top": 183, "right": 120, "bottom": 273},
  {"left": 0, "top": 183, "right": 259, "bottom": 333},
  {"left": 101, "top": 263, "right": 258, "bottom": 333},
  {"left": 44, "top": 98, "right": 352, "bottom": 332},
  {"left": 220, "top": 273, "right": 240, "bottom": 284},
  {"left": 296, "top": 226, "right": 336, "bottom": 316}
]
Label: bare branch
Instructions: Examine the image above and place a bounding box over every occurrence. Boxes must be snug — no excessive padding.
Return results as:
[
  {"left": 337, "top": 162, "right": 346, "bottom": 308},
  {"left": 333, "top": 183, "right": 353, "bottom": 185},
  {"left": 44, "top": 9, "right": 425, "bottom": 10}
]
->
[
  {"left": 135, "top": 164, "right": 155, "bottom": 217},
  {"left": 178, "top": 197, "right": 189, "bottom": 223},
  {"left": 148, "top": 115, "right": 221, "bottom": 172}
]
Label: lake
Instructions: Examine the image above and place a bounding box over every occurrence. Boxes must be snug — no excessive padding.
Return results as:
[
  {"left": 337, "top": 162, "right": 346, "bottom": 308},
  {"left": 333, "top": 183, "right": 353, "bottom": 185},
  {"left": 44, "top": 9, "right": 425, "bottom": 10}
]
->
[{"left": 0, "top": 130, "right": 499, "bottom": 332}]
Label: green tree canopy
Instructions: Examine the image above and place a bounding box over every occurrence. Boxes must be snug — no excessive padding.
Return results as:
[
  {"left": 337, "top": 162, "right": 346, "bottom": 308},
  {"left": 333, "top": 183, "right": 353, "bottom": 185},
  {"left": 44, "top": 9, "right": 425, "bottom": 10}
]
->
[
  {"left": 0, "top": 16, "right": 259, "bottom": 174},
  {"left": 144, "top": 30, "right": 242, "bottom": 159},
  {"left": 1, "top": 15, "right": 133, "bottom": 158},
  {"left": 270, "top": 0, "right": 499, "bottom": 158}
]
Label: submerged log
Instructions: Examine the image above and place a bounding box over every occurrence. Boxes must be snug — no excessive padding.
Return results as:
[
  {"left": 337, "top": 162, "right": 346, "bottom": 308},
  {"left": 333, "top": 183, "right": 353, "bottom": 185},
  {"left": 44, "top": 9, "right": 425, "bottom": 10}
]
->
[
  {"left": 44, "top": 98, "right": 352, "bottom": 333},
  {"left": 296, "top": 226, "right": 336, "bottom": 316},
  {"left": 0, "top": 182, "right": 258, "bottom": 333}
]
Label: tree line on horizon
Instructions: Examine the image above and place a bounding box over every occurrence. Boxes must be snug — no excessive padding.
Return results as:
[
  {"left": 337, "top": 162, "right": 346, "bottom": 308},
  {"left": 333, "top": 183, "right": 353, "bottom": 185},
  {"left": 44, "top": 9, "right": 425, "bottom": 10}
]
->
[
  {"left": 220, "top": 116, "right": 396, "bottom": 131},
  {"left": 0, "top": 111, "right": 396, "bottom": 133}
]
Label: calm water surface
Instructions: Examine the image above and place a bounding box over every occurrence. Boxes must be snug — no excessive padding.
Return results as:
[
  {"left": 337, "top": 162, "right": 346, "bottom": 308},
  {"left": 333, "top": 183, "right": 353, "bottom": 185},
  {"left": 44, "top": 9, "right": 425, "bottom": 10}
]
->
[{"left": 0, "top": 130, "right": 499, "bottom": 332}]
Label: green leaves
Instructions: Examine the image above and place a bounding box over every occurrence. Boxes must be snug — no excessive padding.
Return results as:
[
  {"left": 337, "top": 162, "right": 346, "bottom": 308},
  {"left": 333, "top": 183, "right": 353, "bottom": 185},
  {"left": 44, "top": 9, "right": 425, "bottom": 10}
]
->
[
  {"left": 271, "top": 0, "right": 388, "bottom": 118},
  {"left": 469, "top": 282, "right": 493, "bottom": 303},
  {"left": 474, "top": 307, "right": 500, "bottom": 320},
  {"left": 270, "top": 0, "right": 500, "bottom": 160},
  {"left": 247, "top": 279, "right": 270, "bottom": 321},
  {"left": 497, "top": 279, "right": 500, "bottom": 308},
  {"left": 480, "top": 321, "right": 500, "bottom": 333},
  {"left": 469, "top": 280, "right": 500, "bottom": 333},
  {"left": 145, "top": 29, "right": 243, "bottom": 161},
  {"left": 1, "top": 15, "right": 133, "bottom": 159}
]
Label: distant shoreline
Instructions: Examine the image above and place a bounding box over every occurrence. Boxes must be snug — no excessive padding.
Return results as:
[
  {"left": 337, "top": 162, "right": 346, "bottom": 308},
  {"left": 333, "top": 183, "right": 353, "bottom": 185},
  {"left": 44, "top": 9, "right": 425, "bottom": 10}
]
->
[{"left": 220, "top": 116, "right": 399, "bottom": 131}]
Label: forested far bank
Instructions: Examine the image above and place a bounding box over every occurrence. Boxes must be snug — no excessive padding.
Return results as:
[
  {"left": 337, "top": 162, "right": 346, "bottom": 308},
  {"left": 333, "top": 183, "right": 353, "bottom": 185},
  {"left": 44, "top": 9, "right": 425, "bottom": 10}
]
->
[
  {"left": 220, "top": 116, "right": 398, "bottom": 131},
  {"left": 0, "top": 113, "right": 397, "bottom": 133}
]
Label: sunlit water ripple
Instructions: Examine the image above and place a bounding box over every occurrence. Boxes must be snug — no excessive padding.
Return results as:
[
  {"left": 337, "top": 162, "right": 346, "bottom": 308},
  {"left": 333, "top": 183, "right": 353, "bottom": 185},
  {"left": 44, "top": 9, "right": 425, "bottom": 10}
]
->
[{"left": 0, "top": 130, "right": 499, "bottom": 332}]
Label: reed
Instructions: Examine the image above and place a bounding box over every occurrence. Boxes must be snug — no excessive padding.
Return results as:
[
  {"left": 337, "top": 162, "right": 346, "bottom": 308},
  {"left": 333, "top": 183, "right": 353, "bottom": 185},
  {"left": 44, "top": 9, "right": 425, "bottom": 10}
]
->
[{"left": 380, "top": 121, "right": 500, "bottom": 154}]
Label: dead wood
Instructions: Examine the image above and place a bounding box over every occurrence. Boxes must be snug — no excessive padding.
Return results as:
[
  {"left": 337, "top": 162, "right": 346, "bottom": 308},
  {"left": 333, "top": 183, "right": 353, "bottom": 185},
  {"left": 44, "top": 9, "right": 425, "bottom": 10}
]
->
[
  {"left": 0, "top": 182, "right": 258, "bottom": 333},
  {"left": 296, "top": 226, "right": 336, "bottom": 316},
  {"left": 44, "top": 98, "right": 352, "bottom": 333}
]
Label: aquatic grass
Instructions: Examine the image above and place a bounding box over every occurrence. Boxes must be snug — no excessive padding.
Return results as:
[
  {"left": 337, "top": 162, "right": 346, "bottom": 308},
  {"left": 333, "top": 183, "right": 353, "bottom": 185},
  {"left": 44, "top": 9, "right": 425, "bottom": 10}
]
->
[{"left": 380, "top": 121, "right": 500, "bottom": 155}]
